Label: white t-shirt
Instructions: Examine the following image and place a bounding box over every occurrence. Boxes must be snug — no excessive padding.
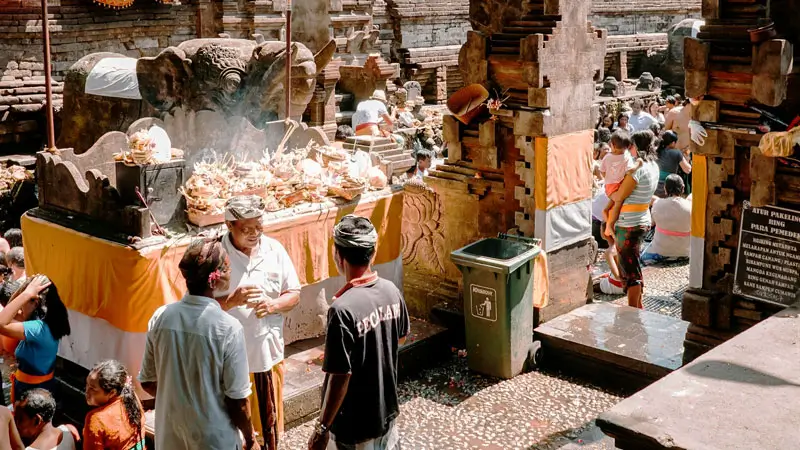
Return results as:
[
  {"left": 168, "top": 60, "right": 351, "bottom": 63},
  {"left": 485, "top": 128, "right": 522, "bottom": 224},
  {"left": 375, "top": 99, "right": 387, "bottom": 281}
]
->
[
  {"left": 648, "top": 196, "right": 691, "bottom": 257},
  {"left": 351, "top": 99, "right": 388, "bottom": 128},
  {"left": 218, "top": 234, "right": 302, "bottom": 373},
  {"left": 26, "top": 426, "right": 76, "bottom": 450},
  {"left": 139, "top": 295, "right": 252, "bottom": 450},
  {"left": 628, "top": 112, "right": 658, "bottom": 132},
  {"left": 600, "top": 151, "right": 634, "bottom": 186}
]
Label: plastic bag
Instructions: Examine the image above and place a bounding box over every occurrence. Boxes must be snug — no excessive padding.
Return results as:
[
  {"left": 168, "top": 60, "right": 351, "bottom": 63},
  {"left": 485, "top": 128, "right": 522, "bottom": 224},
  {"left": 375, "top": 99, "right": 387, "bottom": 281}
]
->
[{"left": 689, "top": 120, "right": 707, "bottom": 146}]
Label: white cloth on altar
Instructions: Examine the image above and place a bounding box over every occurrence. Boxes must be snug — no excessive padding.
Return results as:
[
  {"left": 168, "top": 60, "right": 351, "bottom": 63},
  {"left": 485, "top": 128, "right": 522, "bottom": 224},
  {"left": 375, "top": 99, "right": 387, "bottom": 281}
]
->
[{"left": 85, "top": 57, "right": 142, "bottom": 100}]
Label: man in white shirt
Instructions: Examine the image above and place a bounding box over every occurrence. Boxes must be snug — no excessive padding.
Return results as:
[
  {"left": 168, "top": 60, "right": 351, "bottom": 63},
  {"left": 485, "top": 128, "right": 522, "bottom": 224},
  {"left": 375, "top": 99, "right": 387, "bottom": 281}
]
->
[
  {"left": 351, "top": 90, "right": 394, "bottom": 137},
  {"left": 218, "top": 195, "right": 301, "bottom": 450},
  {"left": 140, "top": 237, "right": 258, "bottom": 450},
  {"left": 628, "top": 99, "right": 658, "bottom": 132}
]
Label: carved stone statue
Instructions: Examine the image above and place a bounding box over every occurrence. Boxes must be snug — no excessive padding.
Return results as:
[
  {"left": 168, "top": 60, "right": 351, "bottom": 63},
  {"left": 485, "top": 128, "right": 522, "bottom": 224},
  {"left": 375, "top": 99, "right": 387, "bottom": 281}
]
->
[
  {"left": 600, "top": 76, "right": 623, "bottom": 97},
  {"left": 58, "top": 37, "right": 336, "bottom": 158},
  {"left": 636, "top": 72, "right": 660, "bottom": 91}
]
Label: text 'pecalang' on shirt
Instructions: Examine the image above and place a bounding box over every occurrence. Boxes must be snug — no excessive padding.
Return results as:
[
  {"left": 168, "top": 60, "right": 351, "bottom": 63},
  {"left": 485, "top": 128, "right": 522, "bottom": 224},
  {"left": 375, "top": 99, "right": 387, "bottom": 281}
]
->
[{"left": 322, "top": 277, "right": 410, "bottom": 445}]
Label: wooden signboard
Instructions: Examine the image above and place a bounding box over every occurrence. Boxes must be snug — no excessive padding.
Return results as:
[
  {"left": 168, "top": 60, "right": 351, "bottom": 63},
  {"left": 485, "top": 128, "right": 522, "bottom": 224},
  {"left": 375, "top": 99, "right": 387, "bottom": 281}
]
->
[{"left": 732, "top": 202, "right": 800, "bottom": 306}]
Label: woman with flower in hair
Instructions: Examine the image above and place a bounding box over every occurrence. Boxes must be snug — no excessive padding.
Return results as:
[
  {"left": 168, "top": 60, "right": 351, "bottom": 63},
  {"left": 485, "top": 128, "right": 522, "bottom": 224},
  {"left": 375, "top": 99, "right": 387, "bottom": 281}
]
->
[
  {"left": 138, "top": 236, "right": 259, "bottom": 450},
  {"left": 83, "top": 359, "right": 145, "bottom": 450}
]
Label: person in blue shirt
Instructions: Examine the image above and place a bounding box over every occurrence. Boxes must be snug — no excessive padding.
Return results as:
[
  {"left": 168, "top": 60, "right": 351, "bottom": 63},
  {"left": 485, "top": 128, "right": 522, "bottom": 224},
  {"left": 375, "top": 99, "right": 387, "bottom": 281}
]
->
[{"left": 0, "top": 275, "right": 71, "bottom": 404}]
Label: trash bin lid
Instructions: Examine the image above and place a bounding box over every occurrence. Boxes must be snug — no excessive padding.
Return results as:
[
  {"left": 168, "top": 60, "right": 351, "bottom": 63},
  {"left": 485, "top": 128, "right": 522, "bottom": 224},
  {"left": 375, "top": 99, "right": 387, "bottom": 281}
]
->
[{"left": 450, "top": 237, "right": 541, "bottom": 274}]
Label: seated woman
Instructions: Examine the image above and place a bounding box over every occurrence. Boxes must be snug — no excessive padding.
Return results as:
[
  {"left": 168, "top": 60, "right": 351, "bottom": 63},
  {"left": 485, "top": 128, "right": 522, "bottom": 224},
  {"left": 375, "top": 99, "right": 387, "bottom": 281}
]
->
[
  {"left": 641, "top": 175, "right": 691, "bottom": 265},
  {"left": 0, "top": 276, "right": 71, "bottom": 404},
  {"left": 655, "top": 130, "right": 691, "bottom": 198},
  {"left": 83, "top": 360, "right": 145, "bottom": 450}
]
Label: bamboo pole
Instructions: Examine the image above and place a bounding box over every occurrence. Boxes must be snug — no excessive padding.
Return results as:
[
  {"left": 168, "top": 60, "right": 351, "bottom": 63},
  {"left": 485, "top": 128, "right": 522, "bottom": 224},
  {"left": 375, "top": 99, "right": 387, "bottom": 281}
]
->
[
  {"left": 285, "top": 0, "right": 292, "bottom": 121},
  {"left": 41, "top": 0, "right": 56, "bottom": 151}
]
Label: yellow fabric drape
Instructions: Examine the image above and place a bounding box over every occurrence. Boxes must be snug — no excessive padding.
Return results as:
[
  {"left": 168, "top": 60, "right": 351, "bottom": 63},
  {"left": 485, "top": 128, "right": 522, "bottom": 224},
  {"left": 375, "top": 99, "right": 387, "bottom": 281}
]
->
[
  {"left": 21, "top": 190, "right": 403, "bottom": 333},
  {"left": 691, "top": 155, "right": 707, "bottom": 239},
  {"left": 22, "top": 215, "right": 186, "bottom": 334}
]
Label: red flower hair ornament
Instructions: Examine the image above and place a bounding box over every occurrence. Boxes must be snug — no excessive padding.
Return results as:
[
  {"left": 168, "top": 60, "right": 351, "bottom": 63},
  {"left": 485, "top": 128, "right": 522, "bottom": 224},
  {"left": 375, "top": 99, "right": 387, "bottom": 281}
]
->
[{"left": 208, "top": 269, "right": 223, "bottom": 288}]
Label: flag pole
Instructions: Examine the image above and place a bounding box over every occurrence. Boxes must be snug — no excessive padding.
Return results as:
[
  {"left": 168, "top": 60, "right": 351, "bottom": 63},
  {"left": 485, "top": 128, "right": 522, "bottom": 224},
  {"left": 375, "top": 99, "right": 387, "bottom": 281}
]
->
[
  {"left": 41, "top": 0, "right": 56, "bottom": 151},
  {"left": 285, "top": 0, "right": 292, "bottom": 121}
]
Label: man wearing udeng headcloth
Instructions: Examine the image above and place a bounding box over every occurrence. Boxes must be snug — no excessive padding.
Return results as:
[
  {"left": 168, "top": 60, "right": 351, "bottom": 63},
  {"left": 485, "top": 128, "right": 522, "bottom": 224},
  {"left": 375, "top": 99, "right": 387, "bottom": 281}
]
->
[
  {"left": 308, "top": 215, "right": 410, "bottom": 450},
  {"left": 216, "top": 195, "right": 301, "bottom": 450}
]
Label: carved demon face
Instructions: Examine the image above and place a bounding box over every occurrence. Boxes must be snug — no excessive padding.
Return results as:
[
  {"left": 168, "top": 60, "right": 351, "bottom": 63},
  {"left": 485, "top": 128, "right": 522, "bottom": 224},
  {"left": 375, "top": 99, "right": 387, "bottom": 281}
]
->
[{"left": 136, "top": 38, "right": 335, "bottom": 127}]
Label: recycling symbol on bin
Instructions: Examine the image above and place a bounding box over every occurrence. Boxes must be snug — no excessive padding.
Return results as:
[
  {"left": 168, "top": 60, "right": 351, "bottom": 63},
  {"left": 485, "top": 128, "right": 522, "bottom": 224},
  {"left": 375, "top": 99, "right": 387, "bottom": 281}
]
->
[{"left": 471, "top": 284, "right": 497, "bottom": 322}]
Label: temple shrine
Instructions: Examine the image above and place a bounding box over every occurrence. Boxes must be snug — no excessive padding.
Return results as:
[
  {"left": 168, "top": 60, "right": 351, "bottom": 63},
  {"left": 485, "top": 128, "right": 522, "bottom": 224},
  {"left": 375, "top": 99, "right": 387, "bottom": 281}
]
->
[{"left": 0, "top": 0, "right": 799, "bottom": 448}]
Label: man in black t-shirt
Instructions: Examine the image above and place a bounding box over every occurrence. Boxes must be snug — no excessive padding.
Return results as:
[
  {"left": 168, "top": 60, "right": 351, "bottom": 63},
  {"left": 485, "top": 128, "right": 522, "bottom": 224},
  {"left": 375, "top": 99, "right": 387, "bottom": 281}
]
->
[{"left": 308, "top": 215, "right": 410, "bottom": 450}]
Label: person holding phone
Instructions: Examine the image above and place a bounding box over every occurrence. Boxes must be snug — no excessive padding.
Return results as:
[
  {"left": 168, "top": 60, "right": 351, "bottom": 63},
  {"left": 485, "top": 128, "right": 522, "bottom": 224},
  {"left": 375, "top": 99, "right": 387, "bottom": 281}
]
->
[
  {"left": 217, "top": 195, "right": 301, "bottom": 450},
  {"left": 0, "top": 275, "right": 71, "bottom": 404}
]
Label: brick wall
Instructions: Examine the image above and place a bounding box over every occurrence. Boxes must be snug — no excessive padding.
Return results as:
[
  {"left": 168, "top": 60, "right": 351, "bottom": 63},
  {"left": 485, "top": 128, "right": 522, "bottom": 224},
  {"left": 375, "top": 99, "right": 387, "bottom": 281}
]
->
[
  {"left": 384, "top": 0, "right": 470, "bottom": 52},
  {"left": 0, "top": 0, "right": 199, "bottom": 155},
  {"left": 591, "top": 0, "right": 701, "bottom": 35},
  {"left": 372, "top": 0, "right": 394, "bottom": 57}
]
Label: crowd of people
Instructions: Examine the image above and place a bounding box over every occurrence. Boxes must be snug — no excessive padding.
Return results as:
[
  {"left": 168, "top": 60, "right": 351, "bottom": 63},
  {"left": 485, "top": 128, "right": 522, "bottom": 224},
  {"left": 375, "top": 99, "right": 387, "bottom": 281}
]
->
[
  {"left": 0, "top": 195, "right": 409, "bottom": 450},
  {"left": 592, "top": 95, "right": 695, "bottom": 302}
]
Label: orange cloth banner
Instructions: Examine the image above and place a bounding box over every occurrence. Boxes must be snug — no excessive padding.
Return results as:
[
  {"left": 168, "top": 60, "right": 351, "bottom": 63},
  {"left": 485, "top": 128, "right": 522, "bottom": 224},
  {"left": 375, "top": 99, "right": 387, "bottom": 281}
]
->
[
  {"left": 22, "top": 190, "right": 403, "bottom": 334},
  {"left": 534, "top": 130, "right": 594, "bottom": 210}
]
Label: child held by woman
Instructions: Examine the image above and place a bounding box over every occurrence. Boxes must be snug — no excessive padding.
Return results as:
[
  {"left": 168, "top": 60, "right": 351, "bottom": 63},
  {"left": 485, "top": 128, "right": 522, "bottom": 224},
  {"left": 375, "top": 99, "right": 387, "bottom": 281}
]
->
[{"left": 600, "top": 130, "right": 643, "bottom": 235}]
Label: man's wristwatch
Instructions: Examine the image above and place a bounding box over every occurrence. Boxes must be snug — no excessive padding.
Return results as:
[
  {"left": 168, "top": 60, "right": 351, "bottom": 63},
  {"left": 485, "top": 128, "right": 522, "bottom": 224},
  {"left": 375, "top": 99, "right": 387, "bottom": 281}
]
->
[{"left": 314, "top": 421, "right": 330, "bottom": 435}]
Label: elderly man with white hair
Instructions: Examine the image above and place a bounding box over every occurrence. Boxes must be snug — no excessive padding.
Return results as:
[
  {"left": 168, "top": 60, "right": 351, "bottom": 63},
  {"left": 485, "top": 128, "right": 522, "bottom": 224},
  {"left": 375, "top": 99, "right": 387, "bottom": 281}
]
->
[
  {"left": 216, "top": 195, "right": 301, "bottom": 450},
  {"left": 351, "top": 90, "right": 394, "bottom": 138}
]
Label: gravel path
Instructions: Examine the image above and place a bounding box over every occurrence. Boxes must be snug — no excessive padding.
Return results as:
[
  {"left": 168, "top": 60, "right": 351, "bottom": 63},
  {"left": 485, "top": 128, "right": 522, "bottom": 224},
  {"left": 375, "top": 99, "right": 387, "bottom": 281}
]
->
[
  {"left": 280, "top": 356, "right": 621, "bottom": 450},
  {"left": 281, "top": 262, "right": 689, "bottom": 450}
]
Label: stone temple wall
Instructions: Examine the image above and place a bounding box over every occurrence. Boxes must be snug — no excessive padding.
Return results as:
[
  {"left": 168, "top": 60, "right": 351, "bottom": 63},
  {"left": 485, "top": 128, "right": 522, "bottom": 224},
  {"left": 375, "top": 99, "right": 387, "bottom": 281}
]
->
[
  {"left": 592, "top": 0, "right": 701, "bottom": 83},
  {"left": 0, "top": 0, "right": 201, "bottom": 155},
  {"left": 591, "top": 0, "right": 701, "bottom": 35},
  {"left": 0, "top": 0, "right": 701, "bottom": 155}
]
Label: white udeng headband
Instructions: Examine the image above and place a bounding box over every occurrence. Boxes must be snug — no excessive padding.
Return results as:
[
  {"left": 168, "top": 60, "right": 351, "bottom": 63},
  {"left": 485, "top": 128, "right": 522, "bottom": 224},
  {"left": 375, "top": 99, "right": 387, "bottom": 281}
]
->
[
  {"left": 333, "top": 215, "right": 378, "bottom": 248},
  {"left": 224, "top": 195, "right": 265, "bottom": 221}
]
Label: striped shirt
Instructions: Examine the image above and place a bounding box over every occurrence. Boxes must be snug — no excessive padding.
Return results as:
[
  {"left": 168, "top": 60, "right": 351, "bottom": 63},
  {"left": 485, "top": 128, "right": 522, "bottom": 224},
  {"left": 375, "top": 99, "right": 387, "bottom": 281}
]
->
[{"left": 617, "top": 161, "right": 659, "bottom": 228}]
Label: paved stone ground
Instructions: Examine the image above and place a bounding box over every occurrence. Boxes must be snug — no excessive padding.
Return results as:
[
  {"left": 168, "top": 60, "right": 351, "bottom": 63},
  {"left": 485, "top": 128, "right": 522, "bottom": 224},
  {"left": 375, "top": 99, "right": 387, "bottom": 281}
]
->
[
  {"left": 280, "top": 262, "right": 689, "bottom": 450},
  {"left": 596, "top": 262, "right": 689, "bottom": 319}
]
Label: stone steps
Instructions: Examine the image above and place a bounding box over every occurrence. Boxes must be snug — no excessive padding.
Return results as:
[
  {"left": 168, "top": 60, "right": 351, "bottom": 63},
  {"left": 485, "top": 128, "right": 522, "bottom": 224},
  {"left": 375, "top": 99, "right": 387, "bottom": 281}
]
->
[
  {"left": 501, "top": 26, "right": 556, "bottom": 35},
  {"left": 283, "top": 318, "right": 450, "bottom": 428},
  {"left": 507, "top": 20, "right": 558, "bottom": 28}
]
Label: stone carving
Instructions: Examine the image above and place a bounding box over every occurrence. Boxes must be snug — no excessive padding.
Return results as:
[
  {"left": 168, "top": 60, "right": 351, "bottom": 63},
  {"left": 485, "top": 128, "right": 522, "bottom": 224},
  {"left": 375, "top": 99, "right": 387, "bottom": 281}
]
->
[
  {"left": 58, "top": 38, "right": 337, "bottom": 157},
  {"left": 338, "top": 55, "right": 400, "bottom": 104},
  {"left": 404, "top": 81, "right": 423, "bottom": 105},
  {"left": 600, "top": 76, "right": 624, "bottom": 97},
  {"left": 641, "top": 19, "right": 704, "bottom": 88},
  {"left": 401, "top": 181, "right": 448, "bottom": 275},
  {"left": 36, "top": 141, "right": 153, "bottom": 240},
  {"left": 636, "top": 72, "right": 661, "bottom": 91},
  {"left": 345, "top": 28, "right": 381, "bottom": 56}
]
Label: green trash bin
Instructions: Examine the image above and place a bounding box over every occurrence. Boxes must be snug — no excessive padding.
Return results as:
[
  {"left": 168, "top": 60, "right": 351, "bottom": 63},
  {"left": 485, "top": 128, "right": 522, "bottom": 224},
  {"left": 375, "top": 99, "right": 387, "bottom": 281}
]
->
[{"left": 451, "top": 234, "right": 542, "bottom": 379}]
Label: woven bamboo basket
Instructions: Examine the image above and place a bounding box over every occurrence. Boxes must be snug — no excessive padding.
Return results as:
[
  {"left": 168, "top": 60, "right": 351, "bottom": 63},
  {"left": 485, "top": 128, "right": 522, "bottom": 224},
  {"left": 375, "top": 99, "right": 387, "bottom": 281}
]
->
[{"left": 328, "top": 185, "right": 366, "bottom": 201}]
